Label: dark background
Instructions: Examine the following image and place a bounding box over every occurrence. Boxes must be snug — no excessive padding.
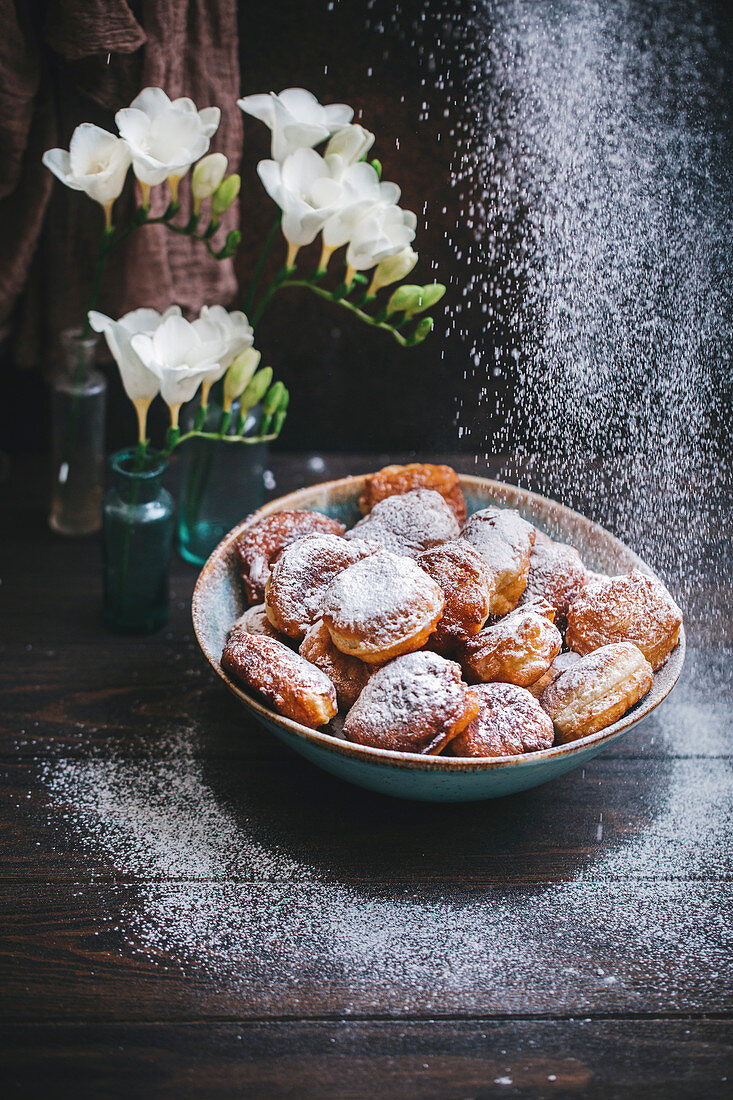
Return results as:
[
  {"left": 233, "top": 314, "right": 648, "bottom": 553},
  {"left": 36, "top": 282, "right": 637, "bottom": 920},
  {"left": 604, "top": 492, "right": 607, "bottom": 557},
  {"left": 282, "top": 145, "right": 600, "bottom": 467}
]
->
[{"left": 0, "top": 0, "right": 542, "bottom": 456}]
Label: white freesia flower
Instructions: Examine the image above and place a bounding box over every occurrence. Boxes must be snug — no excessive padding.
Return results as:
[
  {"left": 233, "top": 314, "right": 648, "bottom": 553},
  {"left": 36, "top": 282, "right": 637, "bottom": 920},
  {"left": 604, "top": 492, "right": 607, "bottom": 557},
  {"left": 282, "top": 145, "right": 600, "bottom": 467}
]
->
[
  {"left": 345, "top": 204, "right": 417, "bottom": 278},
  {"left": 198, "top": 305, "right": 254, "bottom": 366},
  {"left": 42, "top": 124, "right": 131, "bottom": 224},
  {"left": 320, "top": 161, "right": 400, "bottom": 253},
  {"left": 88, "top": 306, "right": 181, "bottom": 441},
  {"left": 367, "top": 246, "right": 419, "bottom": 295},
  {"left": 191, "top": 153, "right": 228, "bottom": 211},
  {"left": 131, "top": 314, "right": 227, "bottom": 424},
  {"left": 196, "top": 305, "right": 254, "bottom": 403},
  {"left": 116, "top": 87, "right": 221, "bottom": 198},
  {"left": 238, "top": 87, "right": 352, "bottom": 162},
  {"left": 257, "top": 148, "right": 345, "bottom": 265},
  {"left": 324, "top": 124, "right": 375, "bottom": 165}
]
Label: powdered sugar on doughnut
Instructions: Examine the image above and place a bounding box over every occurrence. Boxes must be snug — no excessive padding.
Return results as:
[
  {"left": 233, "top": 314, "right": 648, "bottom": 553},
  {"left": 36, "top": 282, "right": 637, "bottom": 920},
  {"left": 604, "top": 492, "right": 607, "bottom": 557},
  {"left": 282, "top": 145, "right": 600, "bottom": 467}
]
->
[
  {"left": 265, "top": 534, "right": 379, "bottom": 639},
  {"left": 343, "top": 651, "right": 478, "bottom": 754},
  {"left": 321, "top": 550, "right": 445, "bottom": 645},
  {"left": 235, "top": 510, "right": 346, "bottom": 604},
  {"left": 228, "top": 604, "right": 282, "bottom": 640},
  {"left": 451, "top": 682, "right": 555, "bottom": 757},
  {"left": 346, "top": 489, "right": 459, "bottom": 557},
  {"left": 520, "top": 537, "right": 588, "bottom": 618},
  {"left": 462, "top": 507, "right": 535, "bottom": 562},
  {"left": 566, "top": 568, "right": 683, "bottom": 670},
  {"left": 460, "top": 506, "right": 535, "bottom": 614}
]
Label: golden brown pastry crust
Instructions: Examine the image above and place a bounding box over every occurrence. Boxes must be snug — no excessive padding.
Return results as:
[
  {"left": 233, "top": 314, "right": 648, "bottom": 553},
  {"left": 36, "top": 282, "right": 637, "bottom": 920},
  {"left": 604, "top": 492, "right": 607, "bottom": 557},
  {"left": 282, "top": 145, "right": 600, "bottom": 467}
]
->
[
  {"left": 459, "top": 608, "right": 562, "bottom": 687},
  {"left": 343, "top": 651, "right": 480, "bottom": 754},
  {"left": 346, "top": 488, "right": 460, "bottom": 558},
  {"left": 540, "top": 641, "right": 653, "bottom": 743},
  {"left": 359, "top": 463, "right": 467, "bottom": 524},
  {"left": 417, "top": 539, "right": 494, "bottom": 652},
  {"left": 221, "top": 631, "right": 337, "bottom": 728},
  {"left": 450, "top": 682, "right": 555, "bottom": 757},
  {"left": 526, "top": 650, "right": 582, "bottom": 699},
  {"left": 299, "top": 619, "right": 372, "bottom": 711},
  {"left": 228, "top": 604, "right": 284, "bottom": 641},
  {"left": 321, "top": 550, "right": 446, "bottom": 664},
  {"left": 460, "top": 507, "right": 536, "bottom": 616},
  {"left": 235, "top": 510, "right": 346, "bottom": 605},
  {"left": 565, "top": 568, "right": 682, "bottom": 671},
  {"left": 264, "top": 534, "right": 378, "bottom": 640},
  {"left": 519, "top": 535, "right": 589, "bottom": 624}
]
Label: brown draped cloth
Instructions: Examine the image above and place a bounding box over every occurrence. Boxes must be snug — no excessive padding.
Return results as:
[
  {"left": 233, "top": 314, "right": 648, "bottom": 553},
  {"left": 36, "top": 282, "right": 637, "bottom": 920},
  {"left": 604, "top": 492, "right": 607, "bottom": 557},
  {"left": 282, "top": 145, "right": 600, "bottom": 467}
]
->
[{"left": 0, "top": 0, "right": 241, "bottom": 370}]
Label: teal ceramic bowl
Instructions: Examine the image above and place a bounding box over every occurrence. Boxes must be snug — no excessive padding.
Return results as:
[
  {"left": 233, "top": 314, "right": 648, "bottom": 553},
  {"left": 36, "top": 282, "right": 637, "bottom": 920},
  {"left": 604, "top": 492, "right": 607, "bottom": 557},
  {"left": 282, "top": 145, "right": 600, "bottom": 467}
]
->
[{"left": 192, "top": 474, "right": 684, "bottom": 802}]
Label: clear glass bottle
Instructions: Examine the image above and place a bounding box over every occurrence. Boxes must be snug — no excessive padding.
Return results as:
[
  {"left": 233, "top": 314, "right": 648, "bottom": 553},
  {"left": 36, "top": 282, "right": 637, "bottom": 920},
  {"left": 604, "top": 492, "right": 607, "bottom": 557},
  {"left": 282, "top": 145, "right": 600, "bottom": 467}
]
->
[
  {"left": 177, "top": 399, "right": 268, "bottom": 566},
  {"left": 49, "top": 328, "right": 107, "bottom": 536},
  {"left": 102, "top": 448, "right": 175, "bottom": 634}
]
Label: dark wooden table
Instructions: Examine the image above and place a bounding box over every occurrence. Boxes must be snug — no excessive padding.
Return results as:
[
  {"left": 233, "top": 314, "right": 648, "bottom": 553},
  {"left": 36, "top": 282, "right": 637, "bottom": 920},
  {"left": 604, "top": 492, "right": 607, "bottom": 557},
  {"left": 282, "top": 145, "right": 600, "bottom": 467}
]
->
[{"left": 1, "top": 453, "right": 731, "bottom": 1098}]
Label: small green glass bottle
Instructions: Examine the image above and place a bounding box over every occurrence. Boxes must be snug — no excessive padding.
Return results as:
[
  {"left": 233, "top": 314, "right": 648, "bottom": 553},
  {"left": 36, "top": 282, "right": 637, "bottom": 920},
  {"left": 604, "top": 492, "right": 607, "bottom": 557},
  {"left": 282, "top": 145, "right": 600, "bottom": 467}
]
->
[{"left": 102, "top": 448, "right": 174, "bottom": 634}]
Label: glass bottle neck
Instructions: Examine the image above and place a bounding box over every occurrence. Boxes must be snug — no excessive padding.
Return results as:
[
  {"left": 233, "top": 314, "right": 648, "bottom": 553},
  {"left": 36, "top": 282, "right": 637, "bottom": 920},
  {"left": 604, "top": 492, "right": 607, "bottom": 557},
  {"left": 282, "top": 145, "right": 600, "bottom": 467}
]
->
[
  {"left": 59, "top": 328, "right": 98, "bottom": 385},
  {"left": 109, "top": 448, "right": 168, "bottom": 502}
]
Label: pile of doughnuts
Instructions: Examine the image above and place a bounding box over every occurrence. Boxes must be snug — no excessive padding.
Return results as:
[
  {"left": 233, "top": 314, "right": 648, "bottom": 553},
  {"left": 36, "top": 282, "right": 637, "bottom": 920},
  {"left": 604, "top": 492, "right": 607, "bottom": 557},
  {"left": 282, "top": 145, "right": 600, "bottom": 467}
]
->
[{"left": 221, "top": 463, "right": 682, "bottom": 757}]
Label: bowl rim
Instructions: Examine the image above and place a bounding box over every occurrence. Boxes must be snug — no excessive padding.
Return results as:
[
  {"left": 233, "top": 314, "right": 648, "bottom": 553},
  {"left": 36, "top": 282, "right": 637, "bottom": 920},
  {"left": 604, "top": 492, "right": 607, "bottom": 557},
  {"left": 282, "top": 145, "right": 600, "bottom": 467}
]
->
[{"left": 192, "top": 472, "right": 685, "bottom": 773}]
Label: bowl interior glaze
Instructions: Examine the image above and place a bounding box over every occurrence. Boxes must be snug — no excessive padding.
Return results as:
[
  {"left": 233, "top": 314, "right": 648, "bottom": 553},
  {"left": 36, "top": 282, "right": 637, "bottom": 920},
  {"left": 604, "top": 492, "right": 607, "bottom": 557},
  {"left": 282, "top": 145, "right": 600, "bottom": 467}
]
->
[{"left": 192, "top": 474, "right": 684, "bottom": 799}]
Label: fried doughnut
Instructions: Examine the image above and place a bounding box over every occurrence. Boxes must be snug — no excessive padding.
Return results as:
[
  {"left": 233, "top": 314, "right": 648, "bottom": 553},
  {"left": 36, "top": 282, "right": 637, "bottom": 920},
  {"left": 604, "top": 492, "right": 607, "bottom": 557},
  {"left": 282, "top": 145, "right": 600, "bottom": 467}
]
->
[
  {"left": 527, "top": 650, "right": 582, "bottom": 699},
  {"left": 541, "top": 641, "right": 653, "bottom": 743},
  {"left": 566, "top": 568, "right": 682, "bottom": 671},
  {"left": 346, "top": 489, "right": 459, "bottom": 557},
  {"left": 265, "top": 534, "right": 379, "bottom": 640},
  {"left": 321, "top": 550, "right": 446, "bottom": 664},
  {"left": 343, "top": 651, "right": 480, "bottom": 754},
  {"left": 221, "top": 631, "right": 337, "bottom": 728},
  {"left": 235, "top": 510, "right": 346, "bottom": 604},
  {"left": 417, "top": 539, "right": 494, "bottom": 652},
  {"left": 512, "top": 595, "right": 556, "bottom": 623},
  {"left": 359, "top": 463, "right": 467, "bottom": 524},
  {"left": 300, "top": 619, "right": 372, "bottom": 711},
  {"left": 460, "top": 507, "right": 536, "bottom": 615},
  {"left": 450, "top": 682, "right": 555, "bottom": 758},
  {"left": 228, "top": 603, "right": 283, "bottom": 641},
  {"left": 459, "top": 608, "right": 562, "bottom": 687},
  {"left": 518, "top": 535, "right": 588, "bottom": 625}
]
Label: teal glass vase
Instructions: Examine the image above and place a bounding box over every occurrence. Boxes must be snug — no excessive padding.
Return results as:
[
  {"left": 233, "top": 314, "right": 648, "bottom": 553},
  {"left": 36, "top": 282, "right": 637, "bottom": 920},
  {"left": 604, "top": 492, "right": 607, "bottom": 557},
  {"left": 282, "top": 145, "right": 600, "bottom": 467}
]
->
[
  {"left": 177, "top": 399, "right": 268, "bottom": 567},
  {"left": 102, "top": 448, "right": 175, "bottom": 634}
]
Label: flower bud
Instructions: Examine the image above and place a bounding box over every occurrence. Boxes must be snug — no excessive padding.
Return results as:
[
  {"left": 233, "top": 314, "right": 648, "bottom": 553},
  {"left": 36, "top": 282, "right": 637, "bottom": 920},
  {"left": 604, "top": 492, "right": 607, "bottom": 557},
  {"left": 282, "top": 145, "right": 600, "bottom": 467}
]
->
[
  {"left": 224, "top": 348, "right": 261, "bottom": 404},
  {"left": 411, "top": 316, "right": 434, "bottom": 344},
  {"left": 386, "top": 284, "right": 423, "bottom": 316},
  {"left": 192, "top": 154, "right": 228, "bottom": 211},
  {"left": 325, "top": 124, "right": 375, "bottom": 164},
  {"left": 369, "top": 247, "right": 418, "bottom": 295},
  {"left": 217, "top": 229, "right": 242, "bottom": 259},
  {"left": 211, "top": 173, "right": 241, "bottom": 220},
  {"left": 262, "top": 380, "right": 286, "bottom": 416},
  {"left": 239, "top": 366, "right": 273, "bottom": 412},
  {"left": 414, "top": 283, "right": 446, "bottom": 312},
  {"left": 387, "top": 282, "right": 445, "bottom": 317}
]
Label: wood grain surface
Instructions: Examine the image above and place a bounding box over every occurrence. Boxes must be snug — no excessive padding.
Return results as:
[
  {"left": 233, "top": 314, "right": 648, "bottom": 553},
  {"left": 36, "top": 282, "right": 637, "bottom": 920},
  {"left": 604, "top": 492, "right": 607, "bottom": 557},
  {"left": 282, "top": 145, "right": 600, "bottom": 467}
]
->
[{"left": 0, "top": 452, "right": 730, "bottom": 1098}]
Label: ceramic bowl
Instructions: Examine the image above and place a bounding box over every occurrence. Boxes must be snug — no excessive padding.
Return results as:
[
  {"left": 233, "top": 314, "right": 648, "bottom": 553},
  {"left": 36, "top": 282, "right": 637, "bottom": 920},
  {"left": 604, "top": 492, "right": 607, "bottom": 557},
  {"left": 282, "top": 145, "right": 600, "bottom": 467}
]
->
[{"left": 192, "top": 474, "right": 685, "bottom": 802}]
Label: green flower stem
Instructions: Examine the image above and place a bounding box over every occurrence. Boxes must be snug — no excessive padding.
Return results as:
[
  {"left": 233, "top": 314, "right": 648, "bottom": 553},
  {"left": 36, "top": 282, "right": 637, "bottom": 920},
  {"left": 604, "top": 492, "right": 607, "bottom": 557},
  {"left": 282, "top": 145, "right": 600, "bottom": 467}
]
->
[
  {"left": 259, "top": 276, "right": 411, "bottom": 346},
  {"left": 167, "top": 429, "right": 280, "bottom": 451},
  {"left": 243, "top": 217, "right": 282, "bottom": 314},
  {"left": 249, "top": 264, "right": 297, "bottom": 326},
  {"left": 81, "top": 225, "right": 116, "bottom": 337}
]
